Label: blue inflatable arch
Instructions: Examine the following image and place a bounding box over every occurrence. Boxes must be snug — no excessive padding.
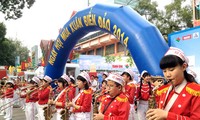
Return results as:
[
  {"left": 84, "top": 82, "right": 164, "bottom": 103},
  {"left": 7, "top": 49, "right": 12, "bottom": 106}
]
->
[{"left": 45, "top": 3, "right": 169, "bottom": 79}]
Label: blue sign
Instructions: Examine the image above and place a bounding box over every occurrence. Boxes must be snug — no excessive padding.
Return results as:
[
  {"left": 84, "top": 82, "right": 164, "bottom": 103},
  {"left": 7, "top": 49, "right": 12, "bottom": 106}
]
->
[
  {"left": 168, "top": 26, "right": 200, "bottom": 83},
  {"left": 15, "top": 56, "right": 20, "bottom": 66}
]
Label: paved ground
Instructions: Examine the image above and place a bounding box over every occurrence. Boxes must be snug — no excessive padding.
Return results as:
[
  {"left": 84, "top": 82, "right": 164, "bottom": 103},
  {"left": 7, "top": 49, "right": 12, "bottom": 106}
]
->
[{"left": 0, "top": 106, "right": 27, "bottom": 120}]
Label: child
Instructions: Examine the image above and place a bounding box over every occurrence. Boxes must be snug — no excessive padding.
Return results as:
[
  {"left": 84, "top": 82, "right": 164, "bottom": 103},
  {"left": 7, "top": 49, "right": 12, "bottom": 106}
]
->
[
  {"left": 25, "top": 76, "right": 40, "bottom": 120},
  {"left": 67, "top": 71, "right": 92, "bottom": 120},
  {"left": 94, "top": 73, "right": 130, "bottom": 120},
  {"left": 121, "top": 69, "right": 137, "bottom": 120},
  {"left": 68, "top": 75, "right": 76, "bottom": 102},
  {"left": 3, "top": 80, "right": 14, "bottom": 120},
  {"left": 0, "top": 80, "right": 6, "bottom": 116},
  {"left": 146, "top": 47, "right": 200, "bottom": 119},
  {"left": 37, "top": 75, "right": 53, "bottom": 120},
  {"left": 48, "top": 74, "right": 70, "bottom": 120},
  {"left": 136, "top": 70, "right": 153, "bottom": 120}
]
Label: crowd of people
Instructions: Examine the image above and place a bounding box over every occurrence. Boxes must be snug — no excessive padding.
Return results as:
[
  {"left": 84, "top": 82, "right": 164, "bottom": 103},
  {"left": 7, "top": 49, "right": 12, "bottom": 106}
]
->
[{"left": 0, "top": 46, "right": 200, "bottom": 120}]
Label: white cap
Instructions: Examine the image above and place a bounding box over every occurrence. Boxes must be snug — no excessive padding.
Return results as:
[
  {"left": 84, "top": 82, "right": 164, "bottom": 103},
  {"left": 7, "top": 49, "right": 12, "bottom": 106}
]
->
[
  {"left": 103, "top": 72, "right": 109, "bottom": 77},
  {"left": 187, "top": 69, "right": 197, "bottom": 78},
  {"left": 165, "top": 47, "right": 189, "bottom": 64},
  {"left": 2, "top": 76, "right": 7, "bottom": 80},
  {"left": 78, "top": 71, "right": 90, "bottom": 84},
  {"left": 43, "top": 75, "right": 52, "bottom": 82},
  {"left": 38, "top": 75, "right": 44, "bottom": 80},
  {"left": 6, "top": 80, "right": 14, "bottom": 85},
  {"left": 32, "top": 76, "right": 40, "bottom": 84},
  {"left": 61, "top": 74, "right": 70, "bottom": 82},
  {"left": 141, "top": 70, "right": 148, "bottom": 77},
  {"left": 70, "top": 75, "right": 75, "bottom": 81},
  {"left": 122, "top": 69, "right": 134, "bottom": 80},
  {"left": 105, "top": 73, "right": 125, "bottom": 86}
]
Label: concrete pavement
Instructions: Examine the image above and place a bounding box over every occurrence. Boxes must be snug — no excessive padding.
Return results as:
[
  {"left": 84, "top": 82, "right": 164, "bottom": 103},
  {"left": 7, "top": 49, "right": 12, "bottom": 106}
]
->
[{"left": 0, "top": 106, "right": 26, "bottom": 120}]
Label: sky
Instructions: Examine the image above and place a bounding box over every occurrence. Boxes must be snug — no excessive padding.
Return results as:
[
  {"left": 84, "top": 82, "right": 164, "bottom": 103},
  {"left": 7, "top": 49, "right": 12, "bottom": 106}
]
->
[{"left": 0, "top": 0, "right": 190, "bottom": 52}]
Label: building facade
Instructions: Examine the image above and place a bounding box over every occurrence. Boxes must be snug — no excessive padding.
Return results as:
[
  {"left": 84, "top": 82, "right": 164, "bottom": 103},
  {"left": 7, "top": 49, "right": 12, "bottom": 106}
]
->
[{"left": 74, "top": 31, "right": 127, "bottom": 57}]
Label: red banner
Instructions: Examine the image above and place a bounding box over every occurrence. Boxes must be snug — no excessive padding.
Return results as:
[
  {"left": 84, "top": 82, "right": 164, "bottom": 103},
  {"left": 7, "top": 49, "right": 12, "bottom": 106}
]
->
[{"left": 21, "top": 62, "right": 26, "bottom": 71}]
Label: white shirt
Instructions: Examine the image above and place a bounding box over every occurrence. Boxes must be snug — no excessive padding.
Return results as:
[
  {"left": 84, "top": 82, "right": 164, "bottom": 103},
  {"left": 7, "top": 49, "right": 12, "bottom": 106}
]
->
[{"left": 91, "top": 80, "right": 98, "bottom": 92}]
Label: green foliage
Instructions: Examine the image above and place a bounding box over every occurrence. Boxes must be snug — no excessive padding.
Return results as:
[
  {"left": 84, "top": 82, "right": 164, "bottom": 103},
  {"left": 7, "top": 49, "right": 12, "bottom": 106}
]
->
[
  {"left": 116, "top": 55, "right": 122, "bottom": 61},
  {"left": 133, "top": 0, "right": 193, "bottom": 40},
  {"left": 105, "top": 55, "right": 116, "bottom": 63},
  {"left": 74, "top": 53, "right": 80, "bottom": 59},
  {"left": 158, "top": 0, "right": 193, "bottom": 39},
  {"left": 134, "top": 0, "right": 159, "bottom": 22},
  {"left": 126, "top": 51, "right": 134, "bottom": 67},
  {"left": 104, "top": 53, "right": 134, "bottom": 67},
  {"left": 0, "top": 0, "right": 35, "bottom": 20},
  {"left": 0, "top": 22, "right": 29, "bottom": 66},
  {"left": 0, "top": 38, "right": 16, "bottom": 65},
  {"left": 12, "top": 40, "right": 30, "bottom": 63},
  {"left": 0, "top": 22, "right": 6, "bottom": 41},
  {"left": 0, "top": 38, "right": 29, "bottom": 66},
  {"left": 126, "top": 57, "right": 133, "bottom": 67}
]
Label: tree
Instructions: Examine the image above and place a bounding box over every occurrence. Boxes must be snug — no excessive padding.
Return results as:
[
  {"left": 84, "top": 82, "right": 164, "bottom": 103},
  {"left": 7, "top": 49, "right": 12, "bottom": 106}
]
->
[
  {"left": 156, "top": 0, "right": 193, "bottom": 40},
  {"left": 133, "top": 0, "right": 193, "bottom": 40},
  {"left": 0, "top": 38, "right": 30, "bottom": 66},
  {"left": 0, "top": 22, "right": 6, "bottom": 41},
  {"left": 134, "top": 0, "right": 159, "bottom": 22},
  {"left": 0, "top": 0, "right": 35, "bottom": 20},
  {"left": 13, "top": 40, "right": 30, "bottom": 63},
  {"left": 0, "top": 38, "right": 16, "bottom": 65},
  {"left": 0, "top": 25, "right": 29, "bottom": 66}
]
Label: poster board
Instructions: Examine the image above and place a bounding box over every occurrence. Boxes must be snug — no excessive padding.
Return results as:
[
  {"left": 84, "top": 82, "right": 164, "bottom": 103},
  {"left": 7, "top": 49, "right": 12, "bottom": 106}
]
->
[{"left": 168, "top": 26, "right": 200, "bottom": 83}]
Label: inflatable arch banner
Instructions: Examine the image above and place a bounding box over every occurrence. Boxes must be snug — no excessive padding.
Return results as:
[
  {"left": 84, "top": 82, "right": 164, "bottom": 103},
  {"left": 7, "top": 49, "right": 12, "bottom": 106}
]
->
[{"left": 45, "top": 3, "right": 169, "bottom": 79}]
